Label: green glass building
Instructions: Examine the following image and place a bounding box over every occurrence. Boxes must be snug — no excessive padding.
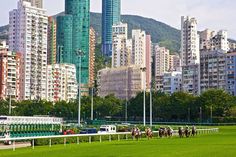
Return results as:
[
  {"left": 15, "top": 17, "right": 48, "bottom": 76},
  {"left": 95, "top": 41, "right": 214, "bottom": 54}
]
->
[
  {"left": 56, "top": 15, "right": 73, "bottom": 63},
  {"left": 57, "top": 0, "right": 90, "bottom": 90},
  {"left": 102, "top": 0, "right": 121, "bottom": 56}
]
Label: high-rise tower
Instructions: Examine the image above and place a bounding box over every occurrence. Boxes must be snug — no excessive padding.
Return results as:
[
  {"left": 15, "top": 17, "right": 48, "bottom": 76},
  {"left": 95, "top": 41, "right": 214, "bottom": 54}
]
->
[
  {"left": 9, "top": 0, "right": 48, "bottom": 100},
  {"left": 102, "top": 0, "right": 121, "bottom": 56},
  {"left": 57, "top": 0, "right": 90, "bottom": 93}
]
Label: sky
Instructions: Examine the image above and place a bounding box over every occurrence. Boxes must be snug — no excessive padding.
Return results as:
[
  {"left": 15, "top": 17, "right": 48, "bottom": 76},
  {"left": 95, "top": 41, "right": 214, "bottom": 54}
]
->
[{"left": 1, "top": 0, "right": 236, "bottom": 39}]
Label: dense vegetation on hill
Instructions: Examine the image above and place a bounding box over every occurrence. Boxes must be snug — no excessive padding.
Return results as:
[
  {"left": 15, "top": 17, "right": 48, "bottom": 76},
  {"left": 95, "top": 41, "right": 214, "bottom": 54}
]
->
[
  {"left": 0, "top": 12, "right": 181, "bottom": 52},
  {"left": 91, "top": 12, "right": 181, "bottom": 52}
]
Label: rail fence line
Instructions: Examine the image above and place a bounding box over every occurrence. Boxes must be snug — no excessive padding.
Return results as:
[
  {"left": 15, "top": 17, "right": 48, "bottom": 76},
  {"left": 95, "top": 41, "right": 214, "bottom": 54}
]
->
[{"left": 0, "top": 128, "right": 219, "bottom": 151}]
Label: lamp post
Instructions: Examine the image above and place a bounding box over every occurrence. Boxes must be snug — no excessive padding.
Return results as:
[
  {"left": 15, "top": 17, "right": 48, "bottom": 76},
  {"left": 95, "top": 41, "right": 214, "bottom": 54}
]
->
[
  {"left": 140, "top": 67, "right": 146, "bottom": 126},
  {"left": 150, "top": 87, "right": 152, "bottom": 127},
  {"left": 91, "top": 87, "right": 94, "bottom": 121},
  {"left": 76, "top": 50, "right": 84, "bottom": 127},
  {"left": 8, "top": 86, "right": 12, "bottom": 115},
  {"left": 125, "top": 68, "right": 128, "bottom": 123}
]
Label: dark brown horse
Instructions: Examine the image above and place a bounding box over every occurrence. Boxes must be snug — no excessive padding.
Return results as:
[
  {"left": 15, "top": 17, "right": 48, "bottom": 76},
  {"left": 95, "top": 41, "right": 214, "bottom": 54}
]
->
[
  {"left": 178, "top": 127, "right": 184, "bottom": 138},
  {"left": 131, "top": 128, "right": 142, "bottom": 140},
  {"left": 167, "top": 126, "right": 173, "bottom": 137},
  {"left": 184, "top": 126, "right": 191, "bottom": 138},
  {"left": 145, "top": 128, "right": 153, "bottom": 140},
  {"left": 191, "top": 126, "right": 197, "bottom": 136}
]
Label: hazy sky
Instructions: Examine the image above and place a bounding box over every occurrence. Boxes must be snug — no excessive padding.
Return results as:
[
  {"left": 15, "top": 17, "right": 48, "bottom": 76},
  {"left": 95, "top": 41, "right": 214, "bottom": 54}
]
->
[{"left": 1, "top": 0, "right": 236, "bottom": 38}]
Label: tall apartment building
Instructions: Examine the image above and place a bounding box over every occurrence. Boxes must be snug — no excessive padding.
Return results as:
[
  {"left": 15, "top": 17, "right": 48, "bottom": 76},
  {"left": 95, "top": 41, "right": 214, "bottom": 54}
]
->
[
  {"left": 9, "top": 0, "right": 48, "bottom": 100},
  {"left": 163, "top": 71, "right": 182, "bottom": 95},
  {"left": 97, "top": 65, "right": 145, "bottom": 99},
  {"left": 169, "top": 53, "right": 181, "bottom": 72},
  {"left": 47, "top": 17, "right": 57, "bottom": 65},
  {"left": 112, "top": 22, "right": 128, "bottom": 68},
  {"left": 132, "top": 29, "right": 146, "bottom": 67},
  {"left": 0, "top": 45, "right": 21, "bottom": 100},
  {"left": 23, "top": 0, "right": 42, "bottom": 8},
  {"left": 226, "top": 52, "right": 236, "bottom": 96},
  {"left": 146, "top": 34, "right": 152, "bottom": 90},
  {"left": 181, "top": 16, "right": 200, "bottom": 95},
  {"left": 102, "top": 0, "right": 121, "bottom": 56},
  {"left": 154, "top": 46, "right": 170, "bottom": 90},
  {"left": 46, "top": 64, "right": 78, "bottom": 102},
  {"left": 89, "top": 27, "right": 96, "bottom": 88},
  {"left": 199, "top": 29, "right": 229, "bottom": 51},
  {"left": 155, "top": 46, "right": 170, "bottom": 76},
  {"left": 57, "top": 0, "right": 90, "bottom": 94},
  {"left": 200, "top": 50, "right": 226, "bottom": 93},
  {"left": 131, "top": 29, "right": 152, "bottom": 90}
]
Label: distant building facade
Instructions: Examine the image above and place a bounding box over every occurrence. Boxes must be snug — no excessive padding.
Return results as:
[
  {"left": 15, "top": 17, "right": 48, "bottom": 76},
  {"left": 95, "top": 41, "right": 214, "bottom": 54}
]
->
[
  {"left": 102, "top": 0, "right": 121, "bottom": 56},
  {"left": 200, "top": 50, "right": 226, "bottom": 93},
  {"left": 47, "top": 16, "right": 57, "bottom": 65},
  {"left": 0, "top": 44, "right": 21, "bottom": 100},
  {"left": 163, "top": 71, "right": 182, "bottom": 94},
  {"left": 181, "top": 16, "right": 200, "bottom": 95},
  {"left": 89, "top": 27, "right": 96, "bottom": 88},
  {"left": 97, "top": 65, "right": 145, "bottom": 99},
  {"left": 46, "top": 64, "right": 78, "bottom": 102},
  {"left": 9, "top": 0, "right": 48, "bottom": 100}
]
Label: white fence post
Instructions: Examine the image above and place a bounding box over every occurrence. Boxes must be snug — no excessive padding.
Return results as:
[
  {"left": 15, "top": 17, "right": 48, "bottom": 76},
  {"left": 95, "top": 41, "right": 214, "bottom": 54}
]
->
[
  {"left": 32, "top": 139, "right": 34, "bottom": 149},
  {"left": 13, "top": 141, "right": 15, "bottom": 151},
  {"left": 49, "top": 139, "right": 52, "bottom": 147}
]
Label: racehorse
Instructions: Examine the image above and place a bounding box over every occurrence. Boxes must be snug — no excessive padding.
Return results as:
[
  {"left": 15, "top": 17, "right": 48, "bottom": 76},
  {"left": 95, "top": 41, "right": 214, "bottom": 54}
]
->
[
  {"left": 158, "top": 127, "right": 165, "bottom": 138},
  {"left": 184, "top": 126, "right": 191, "bottom": 138},
  {"left": 159, "top": 127, "right": 168, "bottom": 138},
  {"left": 131, "top": 127, "right": 142, "bottom": 140},
  {"left": 167, "top": 126, "right": 173, "bottom": 137},
  {"left": 145, "top": 128, "right": 153, "bottom": 140},
  {"left": 178, "top": 127, "right": 184, "bottom": 138},
  {"left": 191, "top": 126, "right": 197, "bottom": 136}
]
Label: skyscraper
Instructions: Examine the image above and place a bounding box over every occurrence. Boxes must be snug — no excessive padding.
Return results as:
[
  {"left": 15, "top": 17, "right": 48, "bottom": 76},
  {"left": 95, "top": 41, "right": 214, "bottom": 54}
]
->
[
  {"left": 56, "top": 15, "right": 73, "bottom": 64},
  {"left": 89, "top": 27, "right": 96, "bottom": 88},
  {"left": 9, "top": 0, "right": 48, "bottom": 100},
  {"left": 181, "top": 16, "right": 200, "bottom": 95},
  {"left": 102, "top": 0, "right": 121, "bottom": 56},
  {"left": 57, "top": 0, "right": 90, "bottom": 94},
  {"left": 47, "top": 16, "right": 57, "bottom": 65}
]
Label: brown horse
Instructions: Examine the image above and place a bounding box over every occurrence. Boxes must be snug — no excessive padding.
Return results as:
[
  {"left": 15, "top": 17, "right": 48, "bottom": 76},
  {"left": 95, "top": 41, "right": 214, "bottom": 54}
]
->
[
  {"left": 191, "top": 126, "right": 197, "bottom": 136},
  {"left": 167, "top": 126, "right": 173, "bottom": 137},
  {"left": 178, "top": 127, "right": 184, "bottom": 138},
  {"left": 159, "top": 127, "right": 168, "bottom": 138},
  {"left": 184, "top": 126, "right": 191, "bottom": 138},
  {"left": 145, "top": 128, "right": 153, "bottom": 140},
  {"left": 131, "top": 128, "right": 142, "bottom": 140}
]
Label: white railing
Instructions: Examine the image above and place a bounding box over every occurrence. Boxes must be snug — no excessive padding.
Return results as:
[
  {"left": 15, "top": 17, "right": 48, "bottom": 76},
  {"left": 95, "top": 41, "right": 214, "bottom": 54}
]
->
[{"left": 0, "top": 128, "right": 219, "bottom": 151}]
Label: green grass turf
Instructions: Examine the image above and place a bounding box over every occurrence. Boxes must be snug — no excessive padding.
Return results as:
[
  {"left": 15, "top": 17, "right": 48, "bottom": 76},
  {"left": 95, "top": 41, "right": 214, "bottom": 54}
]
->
[{"left": 0, "top": 126, "right": 236, "bottom": 157}]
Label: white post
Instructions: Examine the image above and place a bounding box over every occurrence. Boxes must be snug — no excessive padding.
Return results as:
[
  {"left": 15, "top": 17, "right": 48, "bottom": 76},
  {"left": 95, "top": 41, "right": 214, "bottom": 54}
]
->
[
  {"left": 150, "top": 88, "right": 152, "bottom": 127},
  {"left": 91, "top": 87, "right": 94, "bottom": 121},
  {"left": 89, "top": 136, "right": 91, "bottom": 143},
  {"left": 13, "top": 141, "right": 15, "bottom": 151},
  {"left": 64, "top": 138, "right": 66, "bottom": 146},
  {"left": 77, "top": 137, "right": 80, "bottom": 144},
  {"left": 32, "top": 139, "right": 34, "bottom": 149},
  {"left": 109, "top": 135, "right": 111, "bottom": 142},
  {"left": 78, "top": 52, "right": 82, "bottom": 127},
  {"left": 100, "top": 136, "right": 102, "bottom": 143},
  {"left": 49, "top": 139, "right": 51, "bottom": 147}
]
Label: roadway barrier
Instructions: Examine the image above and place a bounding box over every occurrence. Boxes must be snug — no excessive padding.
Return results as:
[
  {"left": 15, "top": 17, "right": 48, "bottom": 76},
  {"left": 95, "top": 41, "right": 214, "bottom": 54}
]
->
[{"left": 0, "top": 128, "right": 219, "bottom": 151}]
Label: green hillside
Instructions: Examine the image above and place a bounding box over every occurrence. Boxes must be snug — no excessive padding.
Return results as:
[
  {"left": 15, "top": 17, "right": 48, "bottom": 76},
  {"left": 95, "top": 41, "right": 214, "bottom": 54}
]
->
[
  {"left": 90, "top": 12, "right": 181, "bottom": 52},
  {"left": 0, "top": 12, "right": 181, "bottom": 52}
]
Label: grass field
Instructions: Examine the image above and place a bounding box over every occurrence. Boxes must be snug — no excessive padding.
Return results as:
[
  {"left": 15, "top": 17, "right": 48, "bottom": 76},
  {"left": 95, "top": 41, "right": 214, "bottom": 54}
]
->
[{"left": 0, "top": 126, "right": 236, "bottom": 157}]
